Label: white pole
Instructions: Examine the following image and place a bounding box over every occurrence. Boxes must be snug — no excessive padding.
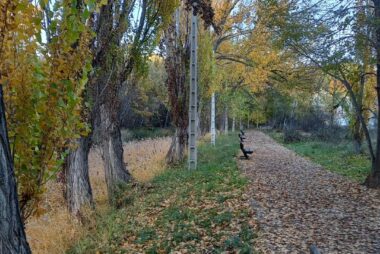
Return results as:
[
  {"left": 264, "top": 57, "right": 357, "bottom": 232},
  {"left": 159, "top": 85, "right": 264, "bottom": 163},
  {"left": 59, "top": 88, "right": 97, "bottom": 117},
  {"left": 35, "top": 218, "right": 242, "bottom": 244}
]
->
[{"left": 188, "top": 7, "right": 198, "bottom": 170}]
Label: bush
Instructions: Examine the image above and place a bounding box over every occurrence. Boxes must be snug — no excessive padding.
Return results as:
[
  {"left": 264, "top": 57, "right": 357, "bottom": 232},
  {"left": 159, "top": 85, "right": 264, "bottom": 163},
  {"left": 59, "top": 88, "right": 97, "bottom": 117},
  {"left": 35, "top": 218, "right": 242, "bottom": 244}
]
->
[
  {"left": 283, "top": 128, "right": 302, "bottom": 143},
  {"left": 312, "top": 126, "right": 345, "bottom": 142}
]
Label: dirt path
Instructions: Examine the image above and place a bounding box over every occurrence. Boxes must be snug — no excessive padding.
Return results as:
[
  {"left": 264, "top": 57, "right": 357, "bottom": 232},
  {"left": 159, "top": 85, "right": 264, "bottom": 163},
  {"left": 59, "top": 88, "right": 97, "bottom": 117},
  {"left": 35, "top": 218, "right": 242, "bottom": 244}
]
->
[{"left": 238, "top": 131, "right": 380, "bottom": 254}]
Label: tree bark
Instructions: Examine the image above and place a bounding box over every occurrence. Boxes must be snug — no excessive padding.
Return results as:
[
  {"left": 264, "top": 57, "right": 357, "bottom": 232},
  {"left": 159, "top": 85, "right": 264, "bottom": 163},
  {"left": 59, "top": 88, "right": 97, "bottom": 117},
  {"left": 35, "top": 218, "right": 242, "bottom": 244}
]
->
[
  {"left": 100, "top": 105, "right": 131, "bottom": 200},
  {"left": 353, "top": 116, "right": 363, "bottom": 154},
  {"left": 166, "top": 126, "right": 187, "bottom": 165},
  {"left": 0, "top": 86, "right": 31, "bottom": 254},
  {"left": 65, "top": 136, "right": 94, "bottom": 217},
  {"left": 366, "top": 0, "right": 380, "bottom": 187},
  {"left": 165, "top": 7, "right": 189, "bottom": 164}
]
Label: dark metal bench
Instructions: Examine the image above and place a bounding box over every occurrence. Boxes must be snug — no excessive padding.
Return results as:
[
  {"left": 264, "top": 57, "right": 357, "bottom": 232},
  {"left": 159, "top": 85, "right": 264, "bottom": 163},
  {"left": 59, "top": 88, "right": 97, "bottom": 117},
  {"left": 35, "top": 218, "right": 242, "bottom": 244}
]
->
[
  {"left": 240, "top": 142, "right": 253, "bottom": 159},
  {"left": 239, "top": 130, "right": 252, "bottom": 159},
  {"left": 238, "top": 133, "right": 246, "bottom": 142}
]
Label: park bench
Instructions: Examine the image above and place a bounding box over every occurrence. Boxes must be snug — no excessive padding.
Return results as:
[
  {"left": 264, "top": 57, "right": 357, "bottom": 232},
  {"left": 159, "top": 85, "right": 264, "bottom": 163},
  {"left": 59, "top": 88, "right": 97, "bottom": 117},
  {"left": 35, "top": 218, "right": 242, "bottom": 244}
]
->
[
  {"left": 238, "top": 133, "right": 246, "bottom": 142},
  {"left": 239, "top": 131, "right": 253, "bottom": 159},
  {"left": 240, "top": 142, "right": 253, "bottom": 159}
]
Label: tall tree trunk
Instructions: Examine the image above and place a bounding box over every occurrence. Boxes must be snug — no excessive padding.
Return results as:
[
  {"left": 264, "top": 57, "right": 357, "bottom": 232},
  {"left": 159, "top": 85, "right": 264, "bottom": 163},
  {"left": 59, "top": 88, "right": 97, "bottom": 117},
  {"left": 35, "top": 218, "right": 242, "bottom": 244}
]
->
[
  {"left": 330, "top": 79, "right": 338, "bottom": 126},
  {"left": 100, "top": 105, "right": 131, "bottom": 200},
  {"left": 65, "top": 136, "right": 94, "bottom": 217},
  {"left": 210, "top": 92, "right": 216, "bottom": 145},
  {"left": 366, "top": 0, "right": 380, "bottom": 187},
  {"left": 165, "top": 7, "right": 188, "bottom": 164},
  {"left": 353, "top": 116, "right": 363, "bottom": 154},
  {"left": 166, "top": 126, "right": 187, "bottom": 164},
  {"left": 0, "top": 86, "right": 31, "bottom": 254}
]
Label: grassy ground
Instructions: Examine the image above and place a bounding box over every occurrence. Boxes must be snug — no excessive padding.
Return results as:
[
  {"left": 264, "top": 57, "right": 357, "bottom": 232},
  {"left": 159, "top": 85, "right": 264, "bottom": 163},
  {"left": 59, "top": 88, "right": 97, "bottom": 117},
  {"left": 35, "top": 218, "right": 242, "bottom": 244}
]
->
[
  {"left": 26, "top": 138, "right": 172, "bottom": 254},
  {"left": 68, "top": 134, "right": 256, "bottom": 254},
  {"left": 268, "top": 131, "right": 371, "bottom": 182}
]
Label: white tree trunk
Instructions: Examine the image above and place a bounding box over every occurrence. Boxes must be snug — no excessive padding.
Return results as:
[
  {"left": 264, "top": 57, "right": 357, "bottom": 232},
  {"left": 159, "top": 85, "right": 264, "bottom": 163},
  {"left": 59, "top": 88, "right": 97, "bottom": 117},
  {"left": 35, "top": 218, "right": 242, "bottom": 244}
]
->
[
  {"left": 211, "top": 92, "right": 216, "bottom": 146},
  {"left": 188, "top": 9, "right": 198, "bottom": 170}
]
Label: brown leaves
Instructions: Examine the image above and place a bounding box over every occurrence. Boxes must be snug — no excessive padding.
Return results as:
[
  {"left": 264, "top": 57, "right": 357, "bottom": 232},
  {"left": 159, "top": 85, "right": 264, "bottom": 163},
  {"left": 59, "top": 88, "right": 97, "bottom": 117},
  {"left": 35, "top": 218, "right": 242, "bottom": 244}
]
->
[
  {"left": 185, "top": 0, "right": 218, "bottom": 32},
  {"left": 239, "top": 131, "right": 380, "bottom": 253}
]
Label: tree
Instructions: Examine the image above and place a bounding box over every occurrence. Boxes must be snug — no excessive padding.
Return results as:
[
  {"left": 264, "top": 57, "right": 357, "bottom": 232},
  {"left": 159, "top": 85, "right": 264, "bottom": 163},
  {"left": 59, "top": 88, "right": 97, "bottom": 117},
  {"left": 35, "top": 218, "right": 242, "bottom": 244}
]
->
[
  {"left": 164, "top": 5, "right": 189, "bottom": 164},
  {"left": 0, "top": 1, "right": 31, "bottom": 252},
  {"left": 265, "top": 0, "right": 380, "bottom": 187},
  {"left": 0, "top": 0, "right": 93, "bottom": 220},
  {"left": 164, "top": 0, "right": 215, "bottom": 164},
  {"left": 209, "top": 0, "right": 254, "bottom": 141},
  {"left": 66, "top": 0, "right": 178, "bottom": 210}
]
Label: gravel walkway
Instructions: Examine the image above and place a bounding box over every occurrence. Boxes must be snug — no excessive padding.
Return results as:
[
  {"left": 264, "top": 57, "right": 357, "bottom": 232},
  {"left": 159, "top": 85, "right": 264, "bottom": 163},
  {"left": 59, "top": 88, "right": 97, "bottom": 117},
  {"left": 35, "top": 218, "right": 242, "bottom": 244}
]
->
[{"left": 238, "top": 131, "right": 380, "bottom": 254}]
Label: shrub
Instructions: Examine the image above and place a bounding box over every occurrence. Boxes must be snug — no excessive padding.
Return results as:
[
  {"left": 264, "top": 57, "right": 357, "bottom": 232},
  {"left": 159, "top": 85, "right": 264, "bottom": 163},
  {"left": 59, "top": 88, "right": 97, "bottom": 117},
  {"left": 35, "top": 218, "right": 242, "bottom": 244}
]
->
[{"left": 284, "top": 128, "right": 302, "bottom": 143}]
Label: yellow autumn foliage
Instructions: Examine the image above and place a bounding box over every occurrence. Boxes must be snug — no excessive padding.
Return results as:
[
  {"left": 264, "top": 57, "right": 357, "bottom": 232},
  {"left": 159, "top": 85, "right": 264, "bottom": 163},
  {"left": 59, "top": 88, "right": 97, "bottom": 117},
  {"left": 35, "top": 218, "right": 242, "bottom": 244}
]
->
[{"left": 0, "top": 0, "right": 92, "bottom": 220}]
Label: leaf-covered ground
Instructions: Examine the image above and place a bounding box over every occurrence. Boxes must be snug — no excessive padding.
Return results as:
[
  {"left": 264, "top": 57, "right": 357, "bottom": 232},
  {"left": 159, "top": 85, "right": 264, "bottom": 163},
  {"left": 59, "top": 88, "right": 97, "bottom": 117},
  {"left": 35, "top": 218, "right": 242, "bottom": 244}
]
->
[
  {"left": 239, "top": 131, "right": 380, "bottom": 253},
  {"left": 69, "top": 134, "right": 257, "bottom": 254}
]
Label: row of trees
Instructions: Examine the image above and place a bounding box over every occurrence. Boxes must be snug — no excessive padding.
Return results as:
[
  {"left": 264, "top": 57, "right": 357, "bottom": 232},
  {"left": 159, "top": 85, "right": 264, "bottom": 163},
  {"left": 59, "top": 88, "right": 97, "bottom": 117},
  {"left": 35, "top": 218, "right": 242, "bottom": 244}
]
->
[
  {"left": 1, "top": 0, "right": 180, "bottom": 252},
  {"left": 2, "top": 0, "right": 380, "bottom": 252}
]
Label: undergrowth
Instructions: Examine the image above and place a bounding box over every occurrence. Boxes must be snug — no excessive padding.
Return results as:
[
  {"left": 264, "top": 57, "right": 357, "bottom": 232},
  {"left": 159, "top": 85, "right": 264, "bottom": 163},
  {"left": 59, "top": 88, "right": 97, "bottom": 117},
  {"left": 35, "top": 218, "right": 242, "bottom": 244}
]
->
[{"left": 68, "top": 134, "right": 256, "bottom": 253}]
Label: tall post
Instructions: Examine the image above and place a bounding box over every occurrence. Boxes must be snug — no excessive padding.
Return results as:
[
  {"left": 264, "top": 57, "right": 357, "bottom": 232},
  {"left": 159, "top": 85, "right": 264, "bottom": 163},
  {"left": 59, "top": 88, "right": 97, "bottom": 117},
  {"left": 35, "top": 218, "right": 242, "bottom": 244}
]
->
[
  {"left": 211, "top": 92, "right": 216, "bottom": 145},
  {"left": 188, "top": 6, "right": 198, "bottom": 170}
]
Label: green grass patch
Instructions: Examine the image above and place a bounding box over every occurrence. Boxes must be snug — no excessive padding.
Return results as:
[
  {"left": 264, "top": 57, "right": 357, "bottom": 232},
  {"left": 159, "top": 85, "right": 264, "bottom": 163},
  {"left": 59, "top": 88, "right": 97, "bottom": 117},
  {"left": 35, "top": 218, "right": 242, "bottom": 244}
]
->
[
  {"left": 267, "top": 131, "right": 371, "bottom": 182},
  {"left": 68, "top": 134, "right": 256, "bottom": 253}
]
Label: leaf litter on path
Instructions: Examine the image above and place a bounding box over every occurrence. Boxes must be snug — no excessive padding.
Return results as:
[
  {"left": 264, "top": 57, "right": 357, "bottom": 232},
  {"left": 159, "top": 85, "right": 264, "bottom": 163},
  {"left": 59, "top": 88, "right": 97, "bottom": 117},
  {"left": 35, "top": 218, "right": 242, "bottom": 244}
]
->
[{"left": 238, "top": 131, "right": 380, "bottom": 254}]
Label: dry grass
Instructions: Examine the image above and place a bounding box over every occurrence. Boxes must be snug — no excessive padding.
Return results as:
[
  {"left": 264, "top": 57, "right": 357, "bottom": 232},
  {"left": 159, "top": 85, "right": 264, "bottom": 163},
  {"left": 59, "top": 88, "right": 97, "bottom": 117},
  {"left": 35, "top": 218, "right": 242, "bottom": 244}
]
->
[
  {"left": 26, "top": 137, "right": 171, "bottom": 254},
  {"left": 124, "top": 137, "right": 171, "bottom": 182},
  {"left": 25, "top": 181, "right": 86, "bottom": 254}
]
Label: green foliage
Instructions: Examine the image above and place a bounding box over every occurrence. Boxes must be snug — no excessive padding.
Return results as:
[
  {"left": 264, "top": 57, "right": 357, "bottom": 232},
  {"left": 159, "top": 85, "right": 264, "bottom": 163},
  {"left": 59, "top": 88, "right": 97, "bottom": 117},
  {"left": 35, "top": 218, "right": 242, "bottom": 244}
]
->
[
  {"left": 68, "top": 134, "right": 256, "bottom": 253},
  {"left": 198, "top": 27, "right": 216, "bottom": 98}
]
